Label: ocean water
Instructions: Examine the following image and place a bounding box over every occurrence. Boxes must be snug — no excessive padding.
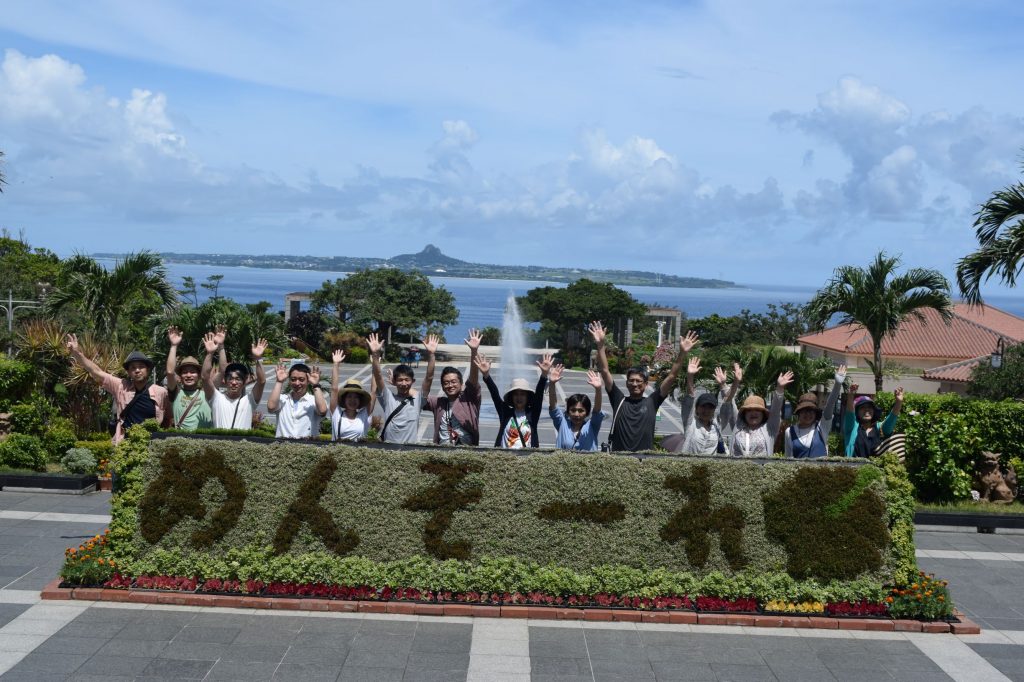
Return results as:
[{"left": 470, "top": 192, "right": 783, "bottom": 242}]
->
[{"left": 99, "top": 259, "right": 1024, "bottom": 341}]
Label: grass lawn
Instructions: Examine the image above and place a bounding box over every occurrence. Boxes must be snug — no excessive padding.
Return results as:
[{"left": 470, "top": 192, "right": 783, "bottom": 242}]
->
[{"left": 916, "top": 500, "right": 1024, "bottom": 515}]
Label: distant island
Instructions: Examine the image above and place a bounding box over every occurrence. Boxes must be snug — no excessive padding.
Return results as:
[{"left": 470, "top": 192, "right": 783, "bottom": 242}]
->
[{"left": 93, "top": 245, "right": 736, "bottom": 289}]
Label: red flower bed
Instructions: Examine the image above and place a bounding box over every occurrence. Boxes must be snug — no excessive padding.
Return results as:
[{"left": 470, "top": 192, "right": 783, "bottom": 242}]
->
[
  {"left": 826, "top": 600, "right": 890, "bottom": 617},
  {"left": 695, "top": 596, "right": 759, "bottom": 612}
]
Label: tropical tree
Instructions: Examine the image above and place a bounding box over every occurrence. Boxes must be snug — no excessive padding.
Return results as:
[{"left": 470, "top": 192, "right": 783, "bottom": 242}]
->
[
  {"left": 805, "top": 252, "right": 953, "bottom": 393},
  {"left": 956, "top": 155, "right": 1024, "bottom": 304},
  {"left": 312, "top": 268, "right": 458, "bottom": 341},
  {"left": 692, "top": 344, "right": 836, "bottom": 404},
  {"left": 518, "top": 278, "right": 647, "bottom": 348},
  {"left": 45, "top": 252, "right": 178, "bottom": 341}
]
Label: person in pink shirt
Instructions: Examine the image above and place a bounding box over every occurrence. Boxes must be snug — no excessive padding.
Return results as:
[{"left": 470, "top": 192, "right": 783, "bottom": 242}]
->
[{"left": 65, "top": 334, "right": 169, "bottom": 444}]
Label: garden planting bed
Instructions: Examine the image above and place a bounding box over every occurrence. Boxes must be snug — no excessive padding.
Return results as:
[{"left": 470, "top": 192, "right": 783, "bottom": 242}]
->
[
  {"left": 40, "top": 577, "right": 978, "bottom": 634},
  {"left": 0, "top": 471, "right": 98, "bottom": 493},
  {"left": 53, "top": 428, "right": 970, "bottom": 634}
]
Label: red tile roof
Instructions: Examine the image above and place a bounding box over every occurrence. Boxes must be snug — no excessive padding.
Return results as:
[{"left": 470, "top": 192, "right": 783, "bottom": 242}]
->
[
  {"left": 921, "top": 356, "right": 984, "bottom": 384},
  {"left": 798, "top": 305, "right": 1024, "bottom": 360}
]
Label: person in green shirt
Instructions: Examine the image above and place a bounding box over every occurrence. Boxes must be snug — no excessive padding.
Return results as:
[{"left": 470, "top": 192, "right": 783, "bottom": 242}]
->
[{"left": 165, "top": 325, "right": 219, "bottom": 431}]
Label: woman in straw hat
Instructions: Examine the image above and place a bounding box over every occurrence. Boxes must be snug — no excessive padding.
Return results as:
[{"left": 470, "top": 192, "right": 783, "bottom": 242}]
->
[
  {"left": 330, "top": 349, "right": 376, "bottom": 441},
  {"left": 783, "top": 364, "right": 847, "bottom": 458},
  {"left": 474, "top": 352, "right": 553, "bottom": 448},
  {"left": 720, "top": 367, "right": 793, "bottom": 457}
]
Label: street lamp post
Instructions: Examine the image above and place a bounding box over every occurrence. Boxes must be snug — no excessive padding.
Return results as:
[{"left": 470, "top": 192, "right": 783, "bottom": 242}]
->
[
  {"left": 991, "top": 337, "right": 1007, "bottom": 369},
  {"left": 0, "top": 289, "right": 44, "bottom": 356}
]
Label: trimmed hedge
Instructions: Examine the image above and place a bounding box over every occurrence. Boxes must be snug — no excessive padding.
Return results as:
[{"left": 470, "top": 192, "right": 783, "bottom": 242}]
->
[
  {"left": 111, "top": 433, "right": 911, "bottom": 590},
  {"left": 0, "top": 357, "right": 33, "bottom": 410}
]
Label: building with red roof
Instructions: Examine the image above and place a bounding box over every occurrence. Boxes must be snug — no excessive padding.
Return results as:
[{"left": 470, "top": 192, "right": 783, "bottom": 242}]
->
[{"left": 797, "top": 304, "right": 1024, "bottom": 395}]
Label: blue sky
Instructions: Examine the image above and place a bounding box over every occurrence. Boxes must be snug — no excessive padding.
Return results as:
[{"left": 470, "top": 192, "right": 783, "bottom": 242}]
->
[{"left": 1, "top": 0, "right": 1023, "bottom": 290}]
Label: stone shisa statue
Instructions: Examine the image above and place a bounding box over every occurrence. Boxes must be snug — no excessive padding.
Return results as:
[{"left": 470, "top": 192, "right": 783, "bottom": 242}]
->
[{"left": 974, "top": 452, "right": 1019, "bottom": 503}]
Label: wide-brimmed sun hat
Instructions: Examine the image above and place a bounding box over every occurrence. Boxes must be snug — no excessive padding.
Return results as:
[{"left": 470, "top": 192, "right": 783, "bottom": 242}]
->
[
  {"left": 176, "top": 356, "right": 201, "bottom": 372},
  {"left": 503, "top": 378, "right": 532, "bottom": 403},
  {"left": 794, "top": 392, "right": 821, "bottom": 417},
  {"left": 122, "top": 350, "right": 154, "bottom": 371},
  {"left": 338, "top": 378, "right": 370, "bottom": 407},
  {"left": 737, "top": 394, "right": 770, "bottom": 417}
]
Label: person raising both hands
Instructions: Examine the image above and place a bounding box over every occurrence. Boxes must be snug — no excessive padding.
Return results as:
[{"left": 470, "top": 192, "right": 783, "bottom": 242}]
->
[
  {"left": 421, "top": 329, "right": 484, "bottom": 446},
  {"left": 547, "top": 365, "right": 605, "bottom": 451},
  {"left": 267, "top": 358, "right": 327, "bottom": 439},
  {"left": 368, "top": 332, "right": 425, "bottom": 444},
  {"left": 202, "top": 331, "right": 267, "bottom": 431},
  {"left": 590, "top": 321, "right": 697, "bottom": 452},
  {"left": 475, "top": 351, "right": 553, "bottom": 448},
  {"left": 843, "top": 384, "right": 904, "bottom": 458}
]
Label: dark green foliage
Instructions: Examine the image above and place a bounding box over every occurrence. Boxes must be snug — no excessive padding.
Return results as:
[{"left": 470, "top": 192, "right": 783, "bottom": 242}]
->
[
  {"left": 874, "top": 452, "right": 917, "bottom": 585},
  {"left": 402, "top": 459, "right": 483, "bottom": 560},
  {"left": 8, "top": 402, "right": 44, "bottom": 435},
  {"left": 0, "top": 232, "right": 61, "bottom": 300},
  {"left": 312, "top": 268, "right": 458, "bottom": 341},
  {"left": 0, "top": 433, "right": 48, "bottom": 471},
  {"left": 138, "top": 446, "right": 247, "bottom": 548},
  {"left": 968, "top": 344, "right": 1024, "bottom": 400},
  {"left": 0, "top": 357, "right": 33, "bottom": 409},
  {"left": 272, "top": 454, "right": 360, "bottom": 556},
  {"left": 286, "top": 311, "right": 336, "bottom": 350},
  {"left": 517, "top": 279, "right": 647, "bottom": 348},
  {"left": 873, "top": 391, "right": 1024, "bottom": 502},
  {"left": 660, "top": 465, "right": 747, "bottom": 571},
  {"left": 479, "top": 326, "right": 501, "bottom": 345},
  {"left": 43, "top": 424, "right": 78, "bottom": 463},
  {"left": 74, "top": 440, "right": 114, "bottom": 460},
  {"left": 763, "top": 467, "right": 889, "bottom": 580},
  {"left": 537, "top": 500, "right": 627, "bottom": 524},
  {"left": 686, "top": 303, "right": 812, "bottom": 348}
]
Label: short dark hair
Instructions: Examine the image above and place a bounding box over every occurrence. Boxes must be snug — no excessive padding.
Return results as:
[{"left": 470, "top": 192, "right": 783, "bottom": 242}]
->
[
  {"left": 393, "top": 364, "right": 415, "bottom": 381},
  {"left": 566, "top": 393, "right": 592, "bottom": 415},
  {"left": 441, "top": 367, "right": 463, "bottom": 382},
  {"left": 625, "top": 366, "right": 649, "bottom": 381}
]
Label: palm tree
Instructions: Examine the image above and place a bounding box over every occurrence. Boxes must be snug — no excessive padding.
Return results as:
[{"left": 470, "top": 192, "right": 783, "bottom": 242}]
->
[
  {"left": 45, "top": 251, "right": 178, "bottom": 339},
  {"left": 956, "top": 159, "right": 1024, "bottom": 304},
  {"left": 805, "top": 252, "right": 953, "bottom": 393}
]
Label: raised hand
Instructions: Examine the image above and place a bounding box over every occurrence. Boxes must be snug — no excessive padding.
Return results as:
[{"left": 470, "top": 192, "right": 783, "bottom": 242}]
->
[
  {"left": 835, "top": 363, "right": 848, "bottom": 381},
  {"left": 65, "top": 333, "right": 80, "bottom": 354},
  {"left": 473, "top": 353, "right": 491, "bottom": 375},
  {"left": 777, "top": 370, "right": 795, "bottom": 388},
  {"left": 893, "top": 386, "right": 905, "bottom": 401},
  {"left": 275, "top": 361, "right": 288, "bottom": 383},
  {"left": 548, "top": 364, "right": 564, "bottom": 383},
  {"left": 588, "top": 321, "right": 606, "bottom": 346},
  {"left": 332, "top": 349, "right": 346, "bottom": 365},
  {"left": 465, "top": 328, "right": 482, "bottom": 351},
  {"left": 732, "top": 362, "right": 743, "bottom": 384},
  {"left": 202, "top": 332, "right": 219, "bottom": 354},
  {"left": 367, "top": 333, "right": 384, "bottom": 356},
  {"left": 423, "top": 334, "right": 439, "bottom": 355},
  {"left": 251, "top": 338, "right": 268, "bottom": 359},
  {"left": 679, "top": 330, "right": 700, "bottom": 353},
  {"left": 687, "top": 356, "right": 701, "bottom": 376},
  {"left": 850, "top": 383, "right": 860, "bottom": 394},
  {"left": 167, "top": 326, "right": 183, "bottom": 346},
  {"left": 713, "top": 366, "right": 728, "bottom": 387},
  {"left": 586, "top": 369, "right": 603, "bottom": 389},
  {"left": 309, "top": 365, "right": 321, "bottom": 385},
  {"left": 385, "top": 367, "right": 395, "bottom": 385},
  {"left": 536, "top": 352, "right": 554, "bottom": 375},
  {"left": 213, "top": 325, "right": 227, "bottom": 348}
]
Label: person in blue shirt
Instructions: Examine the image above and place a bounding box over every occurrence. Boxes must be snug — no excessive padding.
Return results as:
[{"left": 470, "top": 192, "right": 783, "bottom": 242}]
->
[
  {"left": 546, "top": 364, "right": 605, "bottom": 451},
  {"left": 843, "top": 384, "right": 904, "bottom": 458}
]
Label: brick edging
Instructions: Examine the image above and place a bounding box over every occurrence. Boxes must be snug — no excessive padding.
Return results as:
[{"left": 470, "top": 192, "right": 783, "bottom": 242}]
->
[{"left": 39, "top": 580, "right": 980, "bottom": 634}]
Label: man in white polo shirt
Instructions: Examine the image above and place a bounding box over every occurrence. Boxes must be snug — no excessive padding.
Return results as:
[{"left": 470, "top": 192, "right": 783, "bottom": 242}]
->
[
  {"left": 267, "top": 361, "right": 327, "bottom": 438},
  {"left": 201, "top": 331, "right": 267, "bottom": 431}
]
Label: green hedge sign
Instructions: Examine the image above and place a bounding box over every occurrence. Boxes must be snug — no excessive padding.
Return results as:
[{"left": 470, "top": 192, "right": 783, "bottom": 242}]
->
[{"left": 127, "top": 438, "right": 908, "bottom": 584}]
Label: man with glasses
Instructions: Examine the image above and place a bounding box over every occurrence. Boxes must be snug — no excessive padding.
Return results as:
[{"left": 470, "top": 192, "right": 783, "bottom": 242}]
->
[{"left": 422, "top": 329, "right": 483, "bottom": 446}]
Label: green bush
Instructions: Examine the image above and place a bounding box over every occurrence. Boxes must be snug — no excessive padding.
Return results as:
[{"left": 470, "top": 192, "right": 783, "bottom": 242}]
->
[
  {"left": 44, "top": 420, "right": 79, "bottom": 463},
  {"left": 871, "top": 392, "right": 1024, "bottom": 502},
  {"left": 75, "top": 439, "right": 115, "bottom": 461},
  {"left": 9, "top": 402, "right": 45, "bottom": 436},
  {"left": 345, "top": 346, "right": 369, "bottom": 364},
  {"left": 0, "top": 433, "right": 48, "bottom": 471},
  {"left": 0, "top": 357, "right": 33, "bottom": 409},
  {"left": 61, "top": 447, "right": 98, "bottom": 474}
]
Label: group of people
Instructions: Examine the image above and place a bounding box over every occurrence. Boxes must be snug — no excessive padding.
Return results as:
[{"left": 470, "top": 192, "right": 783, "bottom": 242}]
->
[{"left": 67, "top": 320, "right": 903, "bottom": 458}]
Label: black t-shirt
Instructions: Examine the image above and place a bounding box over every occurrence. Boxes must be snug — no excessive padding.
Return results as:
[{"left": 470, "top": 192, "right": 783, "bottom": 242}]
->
[{"left": 607, "top": 384, "right": 665, "bottom": 452}]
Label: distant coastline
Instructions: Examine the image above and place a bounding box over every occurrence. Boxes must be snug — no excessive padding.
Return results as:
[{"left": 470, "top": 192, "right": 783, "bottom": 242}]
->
[{"left": 92, "top": 244, "right": 737, "bottom": 290}]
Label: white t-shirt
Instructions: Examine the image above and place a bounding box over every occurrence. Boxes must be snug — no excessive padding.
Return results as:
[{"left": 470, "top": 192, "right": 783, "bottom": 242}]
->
[
  {"left": 501, "top": 411, "right": 531, "bottom": 449},
  {"left": 331, "top": 407, "right": 369, "bottom": 441},
  {"left": 211, "top": 391, "right": 258, "bottom": 430},
  {"left": 272, "top": 392, "right": 321, "bottom": 438}
]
